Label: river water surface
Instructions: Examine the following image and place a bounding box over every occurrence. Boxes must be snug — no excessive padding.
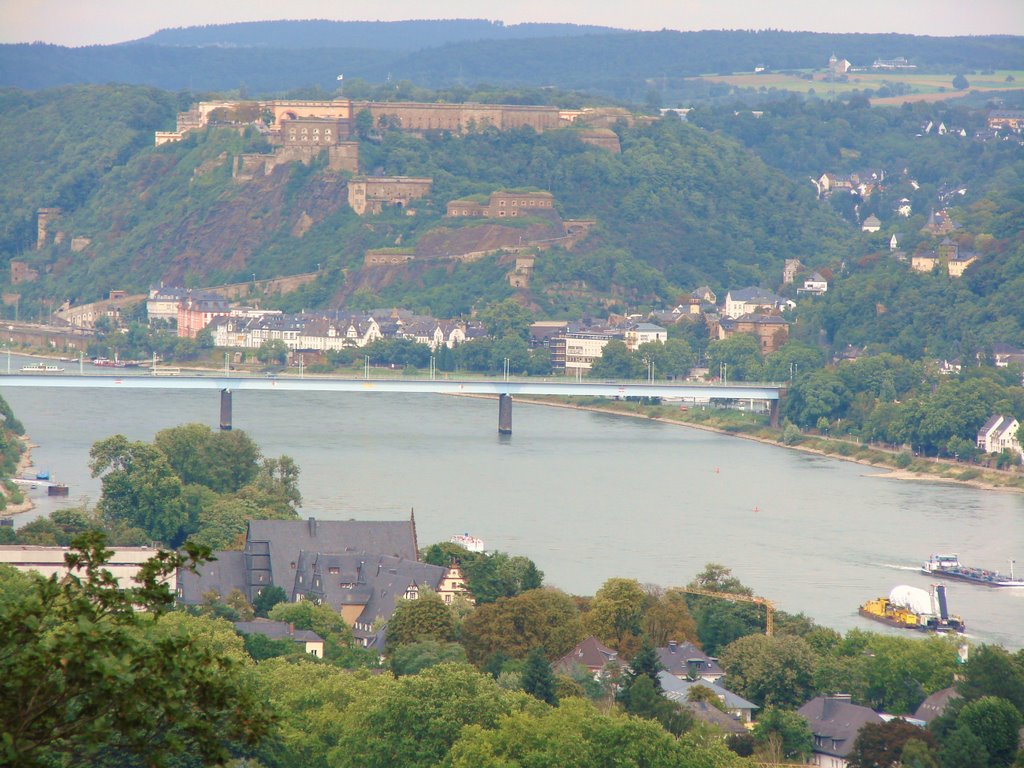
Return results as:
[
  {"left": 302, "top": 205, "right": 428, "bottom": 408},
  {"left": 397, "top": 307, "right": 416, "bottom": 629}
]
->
[{"left": 5, "top": 358, "right": 1023, "bottom": 648}]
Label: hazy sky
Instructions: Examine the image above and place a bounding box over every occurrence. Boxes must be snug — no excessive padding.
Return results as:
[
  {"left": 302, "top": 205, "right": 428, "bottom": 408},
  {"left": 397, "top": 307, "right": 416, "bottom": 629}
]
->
[{"left": 2, "top": 0, "right": 1022, "bottom": 45}]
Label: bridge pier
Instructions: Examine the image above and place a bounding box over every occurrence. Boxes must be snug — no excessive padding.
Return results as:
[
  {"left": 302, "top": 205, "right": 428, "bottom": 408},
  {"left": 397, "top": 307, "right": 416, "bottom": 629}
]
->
[
  {"left": 498, "top": 394, "right": 512, "bottom": 435},
  {"left": 769, "top": 399, "right": 780, "bottom": 428},
  {"left": 220, "top": 388, "right": 232, "bottom": 431}
]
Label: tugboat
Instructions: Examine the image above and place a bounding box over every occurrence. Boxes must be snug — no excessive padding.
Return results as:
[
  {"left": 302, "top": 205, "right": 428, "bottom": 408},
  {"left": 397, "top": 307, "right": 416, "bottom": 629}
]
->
[
  {"left": 859, "top": 584, "right": 965, "bottom": 633},
  {"left": 922, "top": 554, "right": 1024, "bottom": 587}
]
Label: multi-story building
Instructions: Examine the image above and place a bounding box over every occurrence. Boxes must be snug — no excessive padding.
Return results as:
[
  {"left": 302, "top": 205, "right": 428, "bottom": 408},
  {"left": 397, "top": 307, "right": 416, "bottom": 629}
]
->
[
  {"left": 446, "top": 190, "right": 555, "bottom": 219},
  {"left": 347, "top": 177, "right": 433, "bottom": 216},
  {"left": 177, "top": 290, "right": 231, "bottom": 339}
]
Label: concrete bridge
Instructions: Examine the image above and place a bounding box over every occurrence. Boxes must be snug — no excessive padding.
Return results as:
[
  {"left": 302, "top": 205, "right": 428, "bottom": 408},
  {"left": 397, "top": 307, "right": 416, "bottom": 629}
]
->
[{"left": 0, "top": 373, "right": 784, "bottom": 434}]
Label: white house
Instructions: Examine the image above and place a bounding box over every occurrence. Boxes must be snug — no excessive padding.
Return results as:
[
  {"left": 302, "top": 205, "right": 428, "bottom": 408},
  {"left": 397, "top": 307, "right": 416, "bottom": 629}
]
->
[
  {"left": 798, "top": 272, "right": 829, "bottom": 294},
  {"left": 977, "top": 415, "right": 1022, "bottom": 456},
  {"left": 623, "top": 322, "right": 667, "bottom": 351},
  {"left": 723, "top": 287, "right": 786, "bottom": 319}
]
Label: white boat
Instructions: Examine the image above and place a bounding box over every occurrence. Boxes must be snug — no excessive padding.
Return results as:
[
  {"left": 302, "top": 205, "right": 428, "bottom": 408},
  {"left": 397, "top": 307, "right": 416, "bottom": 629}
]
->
[
  {"left": 450, "top": 533, "right": 486, "bottom": 553},
  {"left": 20, "top": 363, "right": 64, "bottom": 373}
]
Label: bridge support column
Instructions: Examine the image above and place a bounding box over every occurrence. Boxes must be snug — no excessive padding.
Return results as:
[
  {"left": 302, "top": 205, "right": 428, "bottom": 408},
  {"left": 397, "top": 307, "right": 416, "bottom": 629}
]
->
[
  {"left": 768, "top": 399, "right": 780, "bottom": 428},
  {"left": 220, "top": 388, "right": 232, "bottom": 431},
  {"left": 498, "top": 394, "right": 512, "bottom": 435}
]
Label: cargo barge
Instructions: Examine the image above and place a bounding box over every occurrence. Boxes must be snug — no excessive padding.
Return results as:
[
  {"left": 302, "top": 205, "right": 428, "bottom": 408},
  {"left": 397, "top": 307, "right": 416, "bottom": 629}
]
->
[
  {"left": 922, "top": 554, "right": 1024, "bottom": 588},
  {"left": 859, "top": 584, "right": 965, "bottom": 633}
]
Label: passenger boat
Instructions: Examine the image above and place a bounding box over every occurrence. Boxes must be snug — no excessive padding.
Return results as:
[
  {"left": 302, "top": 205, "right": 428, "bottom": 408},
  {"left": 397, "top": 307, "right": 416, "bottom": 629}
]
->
[
  {"left": 20, "top": 363, "right": 64, "bottom": 373},
  {"left": 450, "top": 533, "right": 486, "bottom": 553},
  {"left": 922, "top": 554, "right": 1024, "bottom": 587},
  {"left": 859, "top": 584, "right": 965, "bottom": 633}
]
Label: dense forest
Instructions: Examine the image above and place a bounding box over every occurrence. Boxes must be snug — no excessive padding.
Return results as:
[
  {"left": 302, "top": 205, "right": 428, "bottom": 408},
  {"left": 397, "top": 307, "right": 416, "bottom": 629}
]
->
[{"left": 1, "top": 24, "right": 1021, "bottom": 96}]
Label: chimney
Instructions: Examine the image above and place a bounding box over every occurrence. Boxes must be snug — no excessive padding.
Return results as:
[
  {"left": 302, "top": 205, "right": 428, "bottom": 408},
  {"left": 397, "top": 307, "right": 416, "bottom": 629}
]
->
[
  {"left": 668, "top": 640, "right": 678, "bottom": 652},
  {"left": 308, "top": 516, "right": 317, "bottom": 537}
]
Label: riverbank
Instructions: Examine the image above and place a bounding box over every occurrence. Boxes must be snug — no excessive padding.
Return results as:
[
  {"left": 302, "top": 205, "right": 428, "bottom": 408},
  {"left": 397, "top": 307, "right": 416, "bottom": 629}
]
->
[
  {"left": 2, "top": 435, "right": 36, "bottom": 517},
  {"left": 497, "top": 395, "right": 1024, "bottom": 495}
]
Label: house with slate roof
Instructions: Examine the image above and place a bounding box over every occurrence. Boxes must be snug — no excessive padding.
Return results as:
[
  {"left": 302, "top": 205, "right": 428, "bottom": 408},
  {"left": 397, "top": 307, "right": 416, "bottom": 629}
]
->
[
  {"left": 977, "top": 415, "right": 1022, "bottom": 457},
  {"left": 798, "top": 694, "right": 884, "bottom": 768},
  {"left": 233, "top": 619, "right": 325, "bottom": 657},
  {"left": 723, "top": 287, "right": 787, "bottom": 319},
  {"left": 176, "top": 516, "right": 419, "bottom": 605},
  {"left": 292, "top": 551, "right": 471, "bottom": 647},
  {"left": 657, "top": 640, "right": 724, "bottom": 683},
  {"left": 913, "top": 687, "right": 960, "bottom": 724},
  {"left": 555, "top": 636, "right": 620, "bottom": 679},
  {"left": 657, "top": 671, "right": 757, "bottom": 724}
]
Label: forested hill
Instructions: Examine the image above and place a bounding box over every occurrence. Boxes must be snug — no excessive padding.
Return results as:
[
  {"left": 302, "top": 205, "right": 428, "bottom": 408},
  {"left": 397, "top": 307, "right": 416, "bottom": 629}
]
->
[
  {"left": 1, "top": 26, "right": 1021, "bottom": 96},
  {"left": 0, "top": 85, "right": 853, "bottom": 315},
  {"left": 134, "top": 19, "right": 621, "bottom": 50}
]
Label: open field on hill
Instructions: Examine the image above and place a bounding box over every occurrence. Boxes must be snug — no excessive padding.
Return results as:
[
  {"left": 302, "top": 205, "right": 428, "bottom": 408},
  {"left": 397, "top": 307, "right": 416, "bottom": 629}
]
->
[{"left": 691, "top": 69, "right": 1024, "bottom": 104}]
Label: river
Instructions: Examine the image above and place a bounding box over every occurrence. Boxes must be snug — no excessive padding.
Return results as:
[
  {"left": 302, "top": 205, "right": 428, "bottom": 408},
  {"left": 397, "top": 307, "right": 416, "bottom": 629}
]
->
[{"left": 4, "top": 355, "right": 1023, "bottom": 648}]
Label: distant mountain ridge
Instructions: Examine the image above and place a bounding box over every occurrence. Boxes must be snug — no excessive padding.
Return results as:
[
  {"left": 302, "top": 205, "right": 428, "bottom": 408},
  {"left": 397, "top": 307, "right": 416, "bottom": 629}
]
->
[
  {"left": 1, "top": 24, "right": 1020, "bottom": 96},
  {"left": 131, "top": 19, "right": 624, "bottom": 50}
]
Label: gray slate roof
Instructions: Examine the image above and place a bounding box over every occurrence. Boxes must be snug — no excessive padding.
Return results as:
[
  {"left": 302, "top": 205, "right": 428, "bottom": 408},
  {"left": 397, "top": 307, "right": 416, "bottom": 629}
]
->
[
  {"left": 657, "top": 641, "right": 724, "bottom": 679},
  {"left": 246, "top": 517, "right": 418, "bottom": 599},
  {"left": 683, "top": 701, "right": 748, "bottom": 735},
  {"left": 233, "top": 619, "right": 323, "bottom": 644},
  {"left": 657, "top": 671, "right": 758, "bottom": 712},
  {"left": 798, "top": 695, "right": 884, "bottom": 759},
  {"left": 177, "top": 550, "right": 247, "bottom": 604},
  {"left": 914, "top": 687, "right": 961, "bottom": 723},
  {"left": 293, "top": 550, "right": 449, "bottom": 643}
]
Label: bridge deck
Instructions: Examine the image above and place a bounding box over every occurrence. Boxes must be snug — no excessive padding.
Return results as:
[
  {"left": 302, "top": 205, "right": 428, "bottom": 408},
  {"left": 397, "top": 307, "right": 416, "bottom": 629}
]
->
[{"left": 0, "top": 374, "right": 782, "bottom": 400}]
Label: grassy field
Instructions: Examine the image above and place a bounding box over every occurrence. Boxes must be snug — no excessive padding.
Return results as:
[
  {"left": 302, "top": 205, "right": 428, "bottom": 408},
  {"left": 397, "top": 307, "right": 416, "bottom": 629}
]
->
[{"left": 692, "top": 69, "right": 1024, "bottom": 106}]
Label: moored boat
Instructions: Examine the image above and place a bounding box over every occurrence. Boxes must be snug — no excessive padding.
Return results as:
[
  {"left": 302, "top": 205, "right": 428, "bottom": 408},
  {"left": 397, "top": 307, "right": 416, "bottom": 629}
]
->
[
  {"left": 922, "top": 554, "right": 1024, "bottom": 587},
  {"left": 20, "top": 363, "right": 64, "bottom": 373},
  {"left": 859, "top": 584, "right": 965, "bottom": 633}
]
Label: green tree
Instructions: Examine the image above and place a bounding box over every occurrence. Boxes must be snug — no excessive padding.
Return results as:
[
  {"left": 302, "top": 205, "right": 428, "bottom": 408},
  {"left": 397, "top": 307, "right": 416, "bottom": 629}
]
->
[
  {"left": 956, "top": 696, "right": 1023, "bottom": 768},
  {"left": 154, "top": 423, "right": 261, "bottom": 493},
  {"left": 385, "top": 590, "right": 457, "bottom": 649},
  {"left": 268, "top": 599, "right": 356, "bottom": 662},
  {"left": 521, "top": 647, "right": 559, "bottom": 705},
  {"left": 642, "top": 587, "right": 699, "bottom": 647},
  {"left": 952, "top": 74, "right": 970, "bottom": 90},
  {"left": 719, "top": 634, "right": 818, "bottom": 709},
  {"left": 0, "top": 533, "right": 271, "bottom": 766},
  {"left": 584, "top": 577, "right": 647, "bottom": 653},
  {"left": 390, "top": 640, "right": 468, "bottom": 676},
  {"left": 847, "top": 719, "right": 938, "bottom": 768},
  {"left": 958, "top": 644, "right": 1024, "bottom": 711},
  {"left": 460, "top": 587, "right": 582, "bottom": 664},
  {"left": 89, "top": 435, "right": 189, "bottom": 545},
  {"left": 706, "top": 334, "right": 764, "bottom": 382},
  {"left": 252, "top": 584, "right": 287, "bottom": 617},
  {"left": 478, "top": 298, "right": 533, "bottom": 341},
  {"left": 589, "top": 340, "right": 644, "bottom": 379},
  {"left": 637, "top": 338, "right": 695, "bottom": 379},
  {"left": 329, "top": 663, "right": 521, "bottom": 768},
  {"left": 938, "top": 723, "right": 990, "bottom": 768},
  {"left": 784, "top": 368, "right": 852, "bottom": 427},
  {"left": 257, "top": 338, "right": 289, "bottom": 365},
  {"left": 900, "top": 738, "right": 940, "bottom": 768},
  {"left": 752, "top": 706, "right": 814, "bottom": 762}
]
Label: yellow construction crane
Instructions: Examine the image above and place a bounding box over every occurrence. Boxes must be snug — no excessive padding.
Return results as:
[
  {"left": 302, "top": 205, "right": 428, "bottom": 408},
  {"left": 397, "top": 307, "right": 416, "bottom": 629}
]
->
[{"left": 681, "top": 587, "right": 776, "bottom": 636}]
